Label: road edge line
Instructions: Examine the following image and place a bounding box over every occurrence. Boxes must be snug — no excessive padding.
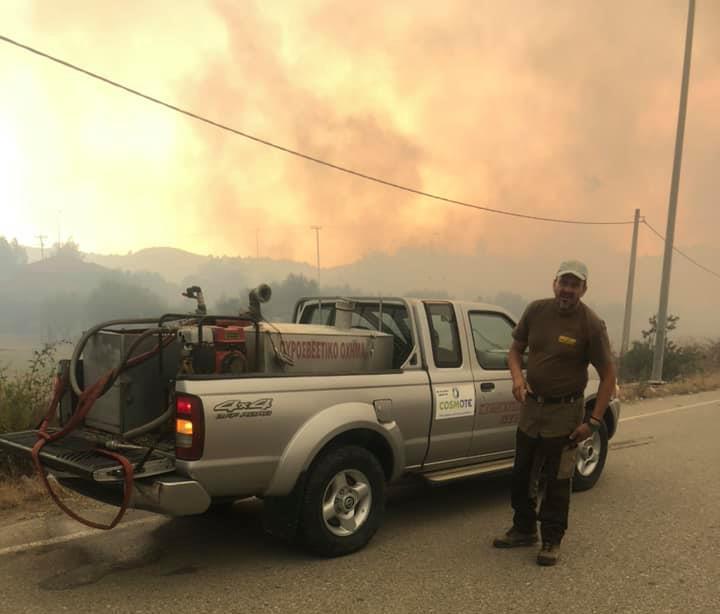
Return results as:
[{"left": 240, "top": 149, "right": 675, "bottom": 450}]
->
[
  {"left": 619, "top": 398, "right": 719, "bottom": 423},
  {"left": 0, "top": 516, "right": 159, "bottom": 556}
]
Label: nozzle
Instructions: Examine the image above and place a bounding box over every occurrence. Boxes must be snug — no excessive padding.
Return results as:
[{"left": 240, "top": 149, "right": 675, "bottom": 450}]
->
[
  {"left": 249, "top": 284, "right": 272, "bottom": 304},
  {"left": 182, "top": 285, "right": 207, "bottom": 315},
  {"left": 248, "top": 284, "right": 272, "bottom": 319}
]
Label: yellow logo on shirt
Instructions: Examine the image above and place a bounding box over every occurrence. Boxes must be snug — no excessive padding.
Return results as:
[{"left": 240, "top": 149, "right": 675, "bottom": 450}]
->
[{"left": 558, "top": 335, "right": 577, "bottom": 346}]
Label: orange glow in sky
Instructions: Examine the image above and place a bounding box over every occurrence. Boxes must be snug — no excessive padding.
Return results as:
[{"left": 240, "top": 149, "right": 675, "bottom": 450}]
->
[{"left": 1, "top": 0, "right": 719, "bottom": 268}]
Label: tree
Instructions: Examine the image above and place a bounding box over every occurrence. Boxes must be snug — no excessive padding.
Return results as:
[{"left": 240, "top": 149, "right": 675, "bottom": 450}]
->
[
  {"left": 214, "top": 295, "right": 244, "bottom": 315},
  {"left": 40, "top": 292, "right": 85, "bottom": 339},
  {"left": 620, "top": 314, "right": 701, "bottom": 382},
  {"left": 640, "top": 314, "right": 679, "bottom": 347},
  {"left": 53, "top": 239, "right": 83, "bottom": 261},
  {"left": 0, "top": 236, "right": 28, "bottom": 279},
  {"left": 85, "top": 278, "right": 167, "bottom": 322},
  {"left": 212, "top": 276, "right": 364, "bottom": 321},
  {"left": 255, "top": 274, "right": 318, "bottom": 321}
]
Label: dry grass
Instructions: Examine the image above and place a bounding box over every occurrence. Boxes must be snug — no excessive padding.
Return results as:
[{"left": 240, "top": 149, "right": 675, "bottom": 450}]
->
[
  {"left": 620, "top": 370, "right": 720, "bottom": 403},
  {"left": 0, "top": 478, "right": 111, "bottom": 529},
  {"left": 0, "top": 473, "right": 91, "bottom": 513},
  {"left": 0, "top": 474, "right": 49, "bottom": 510}
]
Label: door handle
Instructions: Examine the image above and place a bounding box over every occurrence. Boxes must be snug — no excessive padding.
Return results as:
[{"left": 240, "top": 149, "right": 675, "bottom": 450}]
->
[{"left": 480, "top": 382, "right": 495, "bottom": 392}]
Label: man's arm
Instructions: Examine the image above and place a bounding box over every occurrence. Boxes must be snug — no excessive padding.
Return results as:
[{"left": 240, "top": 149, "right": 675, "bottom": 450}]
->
[
  {"left": 590, "top": 361, "right": 617, "bottom": 422},
  {"left": 508, "top": 339, "right": 528, "bottom": 403},
  {"left": 569, "top": 361, "right": 617, "bottom": 444}
]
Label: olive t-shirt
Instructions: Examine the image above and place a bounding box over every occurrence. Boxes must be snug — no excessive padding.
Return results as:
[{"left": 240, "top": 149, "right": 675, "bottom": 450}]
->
[{"left": 512, "top": 299, "right": 612, "bottom": 397}]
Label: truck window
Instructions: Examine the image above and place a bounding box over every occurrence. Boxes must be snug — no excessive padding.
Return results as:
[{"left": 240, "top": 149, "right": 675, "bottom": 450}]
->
[
  {"left": 425, "top": 303, "right": 462, "bottom": 368},
  {"left": 299, "top": 303, "right": 334, "bottom": 325},
  {"left": 468, "top": 311, "right": 514, "bottom": 370}
]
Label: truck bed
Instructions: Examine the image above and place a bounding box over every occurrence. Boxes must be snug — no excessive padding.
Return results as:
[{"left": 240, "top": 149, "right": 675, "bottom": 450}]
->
[{"left": 0, "top": 430, "right": 175, "bottom": 482}]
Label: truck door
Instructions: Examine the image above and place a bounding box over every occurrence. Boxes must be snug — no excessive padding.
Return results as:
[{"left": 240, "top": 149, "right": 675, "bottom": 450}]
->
[
  {"left": 466, "top": 310, "right": 522, "bottom": 457},
  {"left": 422, "top": 301, "right": 476, "bottom": 467}
]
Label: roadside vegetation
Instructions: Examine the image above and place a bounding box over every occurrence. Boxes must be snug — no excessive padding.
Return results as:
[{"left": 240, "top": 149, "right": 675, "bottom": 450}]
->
[
  {"left": 0, "top": 342, "right": 59, "bottom": 487},
  {"left": 618, "top": 315, "right": 720, "bottom": 401},
  {"left": 620, "top": 371, "right": 720, "bottom": 403},
  {"left": 0, "top": 342, "right": 65, "bottom": 510}
]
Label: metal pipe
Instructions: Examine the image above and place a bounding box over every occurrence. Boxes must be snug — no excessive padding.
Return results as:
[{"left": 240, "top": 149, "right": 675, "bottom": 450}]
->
[{"left": 122, "top": 405, "right": 173, "bottom": 440}]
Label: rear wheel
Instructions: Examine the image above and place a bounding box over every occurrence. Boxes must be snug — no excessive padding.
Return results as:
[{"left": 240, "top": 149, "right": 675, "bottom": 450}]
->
[
  {"left": 300, "top": 445, "right": 385, "bottom": 557},
  {"left": 572, "top": 420, "right": 608, "bottom": 492}
]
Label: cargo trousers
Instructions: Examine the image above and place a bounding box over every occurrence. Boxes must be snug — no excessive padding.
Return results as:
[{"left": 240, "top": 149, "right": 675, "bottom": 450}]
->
[{"left": 511, "top": 396, "right": 584, "bottom": 545}]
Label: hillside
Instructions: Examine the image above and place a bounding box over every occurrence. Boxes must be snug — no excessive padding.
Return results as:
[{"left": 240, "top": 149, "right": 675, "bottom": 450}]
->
[{"left": 14, "top": 240, "right": 720, "bottom": 346}]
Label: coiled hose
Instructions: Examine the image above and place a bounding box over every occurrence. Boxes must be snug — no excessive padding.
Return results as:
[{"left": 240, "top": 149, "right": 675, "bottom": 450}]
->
[{"left": 34, "top": 319, "right": 182, "bottom": 530}]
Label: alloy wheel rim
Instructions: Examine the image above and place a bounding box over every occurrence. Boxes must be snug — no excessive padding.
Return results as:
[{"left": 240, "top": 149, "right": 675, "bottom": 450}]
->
[{"left": 321, "top": 469, "right": 372, "bottom": 537}]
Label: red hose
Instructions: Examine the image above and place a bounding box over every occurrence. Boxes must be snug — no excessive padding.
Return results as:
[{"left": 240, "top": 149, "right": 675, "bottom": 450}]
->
[{"left": 32, "top": 336, "right": 174, "bottom": 530}]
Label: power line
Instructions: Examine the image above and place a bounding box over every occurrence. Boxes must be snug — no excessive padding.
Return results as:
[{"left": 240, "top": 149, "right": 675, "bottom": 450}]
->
[
  {"left": 643, "top": 219, "right": 720, "bottom": 281},
  {"left": 0, "top": 33, "right": 636, "bottom": 227}
]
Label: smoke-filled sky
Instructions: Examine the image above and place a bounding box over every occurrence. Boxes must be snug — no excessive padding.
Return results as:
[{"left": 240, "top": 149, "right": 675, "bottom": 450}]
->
[{"left": 1, "top": 0, "right": 719, "bottom": 278}]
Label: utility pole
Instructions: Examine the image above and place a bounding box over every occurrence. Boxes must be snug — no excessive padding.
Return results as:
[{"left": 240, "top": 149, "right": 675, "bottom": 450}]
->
[
  {"left": 310, "top": 225, "right": 323, "bottom": 319},
  {"left": 57, "top": 209, "right": 62, "bottom": 247},
  {"left": 36, "top": 234, "right": 47, "bottom": 260},
  {"left": 256, "top": 228, "right": 259, "bottom": 259},
  {"left": 620, "top": 209, "right": 641, "bottom": 369},
  {"left": 310, "top": 225, "right": 321, "bottom": 289},
  {"left": 651, "top": 0, "right": 695, "bottom": 382}
]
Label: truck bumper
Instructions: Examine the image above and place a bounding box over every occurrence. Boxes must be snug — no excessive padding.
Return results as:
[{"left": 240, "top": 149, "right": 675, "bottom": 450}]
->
[{"left": 57, "top": 472, "right": 211, "bottom": 517}]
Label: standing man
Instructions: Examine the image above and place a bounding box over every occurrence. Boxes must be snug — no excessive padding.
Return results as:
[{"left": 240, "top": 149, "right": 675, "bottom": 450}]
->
[{"left": 493, "top": 260, "right": 616, "bottom": 566}]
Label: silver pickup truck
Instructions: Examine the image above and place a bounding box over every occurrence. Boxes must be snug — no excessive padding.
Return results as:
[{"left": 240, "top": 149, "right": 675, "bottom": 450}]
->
[{"left": 0, "top": 292, "right": 619, "bottom": 557}]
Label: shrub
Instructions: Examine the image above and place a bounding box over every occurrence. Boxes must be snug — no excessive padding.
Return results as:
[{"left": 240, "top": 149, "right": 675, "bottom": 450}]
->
[
  {"left": 0, "top": 343, "right": 60, "bottom": 478},
  {"left": 619, "top": 314, "right": 708, "bottom": 382},
  {"left": 620, "top": 339, "right": 704, "bottom": 382}
]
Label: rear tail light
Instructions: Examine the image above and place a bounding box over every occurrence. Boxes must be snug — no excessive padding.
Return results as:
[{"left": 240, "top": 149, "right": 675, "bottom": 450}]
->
[{"left": 175, "top": 393, "right": 205, "bottom": 460}]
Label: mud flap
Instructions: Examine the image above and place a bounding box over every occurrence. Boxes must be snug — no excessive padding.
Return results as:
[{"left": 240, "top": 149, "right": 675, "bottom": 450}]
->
[{"left": 262, "top": 471, "right": 308, "bottom": 543}]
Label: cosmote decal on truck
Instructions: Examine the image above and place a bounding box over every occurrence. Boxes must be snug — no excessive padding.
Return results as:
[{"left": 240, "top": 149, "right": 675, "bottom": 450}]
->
[{"left": 433, "top": 384, "right": 475, "bottom": 419}]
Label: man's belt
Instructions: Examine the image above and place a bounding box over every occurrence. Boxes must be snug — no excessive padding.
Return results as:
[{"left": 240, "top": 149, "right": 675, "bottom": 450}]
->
[{"left": 527, "top": 391, "right": 583, "bottom": 404}]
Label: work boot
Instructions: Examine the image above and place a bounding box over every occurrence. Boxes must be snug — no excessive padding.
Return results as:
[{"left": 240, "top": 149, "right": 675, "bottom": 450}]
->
[
  {"left": 536, "top": 542, "right": 561, "bottom": 566},
  {"left": 492, "top": 527, "right": 538, "bottom": 548}
]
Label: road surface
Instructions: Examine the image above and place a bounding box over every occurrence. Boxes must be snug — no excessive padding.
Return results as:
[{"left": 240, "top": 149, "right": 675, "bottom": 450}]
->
[{"left": 1, "top": 390, "right": 718, "bottom": 613}]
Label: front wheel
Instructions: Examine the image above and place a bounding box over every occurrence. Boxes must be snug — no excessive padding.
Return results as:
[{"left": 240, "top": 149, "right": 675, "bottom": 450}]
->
[
  {"left": 572, "top": 419, "right": 608, "bottom": 492},
  {"left": 300, "top": 445, "right": 386, "bottom": 557}
]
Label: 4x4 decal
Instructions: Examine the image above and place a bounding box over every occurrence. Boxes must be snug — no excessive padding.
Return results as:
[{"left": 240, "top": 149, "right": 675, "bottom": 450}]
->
[{"left": 214, "top": 398, "right": 273, "bottom": 419}]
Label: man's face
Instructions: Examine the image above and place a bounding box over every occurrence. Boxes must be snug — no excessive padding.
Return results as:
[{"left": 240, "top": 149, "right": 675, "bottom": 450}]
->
[{"left": 553, "top": 274, "right": 587, "bottom": 311}]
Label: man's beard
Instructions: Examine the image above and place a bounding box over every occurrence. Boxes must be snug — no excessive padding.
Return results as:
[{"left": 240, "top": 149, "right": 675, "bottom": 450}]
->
[{"left": 556, "top": 295, "right": 578, "bottom": 311}]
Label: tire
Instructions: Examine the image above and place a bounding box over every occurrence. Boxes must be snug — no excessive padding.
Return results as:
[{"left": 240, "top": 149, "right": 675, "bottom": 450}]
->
[
  {"left": 300, "top": 445, "right": 386, "bottom": 557},
  {"left": 204, "top": 499, "right": 237, "bottom": 514},
  {"left": 572, "top": 419, "right": 608, "bottom": 492}
]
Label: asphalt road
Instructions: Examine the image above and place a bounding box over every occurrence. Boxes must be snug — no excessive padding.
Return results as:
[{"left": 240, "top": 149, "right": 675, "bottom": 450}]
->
[{"left": 1, "top": 390, "right": 719, "bottom": 614}]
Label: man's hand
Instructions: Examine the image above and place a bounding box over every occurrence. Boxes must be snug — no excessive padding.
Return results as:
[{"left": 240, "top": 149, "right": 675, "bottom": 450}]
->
[
  {"left": 569, "top": 423, "right": 592, "bottom": 448},
  {"left": 508, "top": 340, "right": 527, "bottom": 403},
  {"left": 512, "top": 378, "right": 527, "bottom": 403}
]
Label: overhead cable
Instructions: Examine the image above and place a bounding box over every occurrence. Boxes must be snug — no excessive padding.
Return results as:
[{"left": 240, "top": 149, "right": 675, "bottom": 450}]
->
[
  {"left": 643, "top": 219, "right": 720, "bottom": 280},
  {"left": 0, "top": 34, "right": 636, "bottom": 226}
]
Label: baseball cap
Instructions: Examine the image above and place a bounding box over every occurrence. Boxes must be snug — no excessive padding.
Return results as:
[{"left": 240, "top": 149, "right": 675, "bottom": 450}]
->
[{"left": 556, "top": 260, "right": 588, "bottom": 281}]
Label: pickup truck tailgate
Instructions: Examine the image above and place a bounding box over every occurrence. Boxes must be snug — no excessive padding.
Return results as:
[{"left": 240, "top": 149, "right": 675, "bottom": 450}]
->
[{"left": 0, "top": 430, "right": 175, "bottom": 482}]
